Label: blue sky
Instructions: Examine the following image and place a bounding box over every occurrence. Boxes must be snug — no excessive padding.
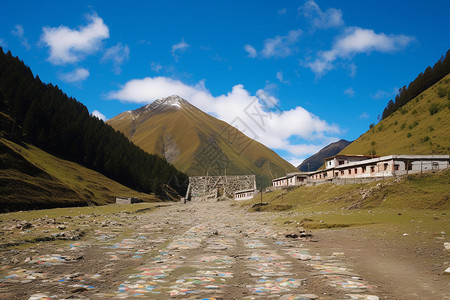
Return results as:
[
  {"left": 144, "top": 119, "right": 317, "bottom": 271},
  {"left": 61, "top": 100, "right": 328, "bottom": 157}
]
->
[{"left": 1, "top": 0, "right": 449, "bottom": 166}]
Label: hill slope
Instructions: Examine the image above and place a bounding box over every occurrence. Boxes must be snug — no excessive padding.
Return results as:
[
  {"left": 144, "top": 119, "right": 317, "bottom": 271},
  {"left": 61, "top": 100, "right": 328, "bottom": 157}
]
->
[
  {"left": 340, "top": 74, "right": 450, "bottom": 156},
  {"left": 108, "top": 95, "right": 297, "bottom": 187},
  {"left": 0, "top": 138, "right": 158, "bottom": 212},
  {"left": 297, "top": 139, "right": 351, "bottom": 171},
  {"left": 0, "top": 48, "right": 187, "bottom": 197}
]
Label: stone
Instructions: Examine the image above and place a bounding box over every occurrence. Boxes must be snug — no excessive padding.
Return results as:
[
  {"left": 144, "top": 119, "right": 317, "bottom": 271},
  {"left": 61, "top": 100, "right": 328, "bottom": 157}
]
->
[{"left": 444, "top": 242, "right": 450, "bottom": 250}]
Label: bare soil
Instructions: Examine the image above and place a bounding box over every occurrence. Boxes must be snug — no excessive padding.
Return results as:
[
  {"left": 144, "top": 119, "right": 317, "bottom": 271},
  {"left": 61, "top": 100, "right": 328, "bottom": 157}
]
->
[{"left": 0, "top": 201, "right": 449, "bottom": 299}]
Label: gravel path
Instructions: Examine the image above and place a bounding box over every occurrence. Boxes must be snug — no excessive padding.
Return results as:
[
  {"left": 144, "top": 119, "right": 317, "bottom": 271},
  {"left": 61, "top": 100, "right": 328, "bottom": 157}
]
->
[{"left": 1, "top": 201, "right": 382, "bottom": 299}]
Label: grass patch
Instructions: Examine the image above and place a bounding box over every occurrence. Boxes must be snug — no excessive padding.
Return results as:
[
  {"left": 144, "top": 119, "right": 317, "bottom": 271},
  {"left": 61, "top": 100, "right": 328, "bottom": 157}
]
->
[{"left": 242, "top": 169, "right": 450, "bottom": 230}]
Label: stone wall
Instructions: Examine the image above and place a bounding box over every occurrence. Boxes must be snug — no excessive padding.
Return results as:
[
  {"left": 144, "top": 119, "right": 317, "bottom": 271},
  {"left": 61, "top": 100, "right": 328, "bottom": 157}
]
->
[{"left": 186, "top": 175, "right": 256, "bottom": 201}]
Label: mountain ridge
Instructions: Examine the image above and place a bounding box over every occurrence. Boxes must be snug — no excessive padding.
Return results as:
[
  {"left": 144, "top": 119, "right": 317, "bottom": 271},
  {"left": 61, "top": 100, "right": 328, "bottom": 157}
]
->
[
  {"left": 297, "top": 139, "right": 352, "bottom": 172},
  {"left": 107, "top": 95, "right": 297, "bottom": 187}
]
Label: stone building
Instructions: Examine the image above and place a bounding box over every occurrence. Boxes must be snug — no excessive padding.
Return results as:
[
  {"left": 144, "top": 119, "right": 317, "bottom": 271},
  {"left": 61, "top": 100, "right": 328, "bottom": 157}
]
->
[
  {"left": 115, "top": 197, "right": 140, "bottom": 204},
  {"left": 185, "top": 175, "right": 256, "bottom": 201}
]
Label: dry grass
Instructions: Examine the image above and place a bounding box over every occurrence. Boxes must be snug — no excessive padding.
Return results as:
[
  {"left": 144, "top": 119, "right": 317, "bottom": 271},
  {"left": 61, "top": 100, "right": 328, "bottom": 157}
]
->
[
  {"left": 241, "top": 169, "right": 450, "bottom": 231},
  {"left": 341, "top": 74, "right": 450, "bottom": 156}
]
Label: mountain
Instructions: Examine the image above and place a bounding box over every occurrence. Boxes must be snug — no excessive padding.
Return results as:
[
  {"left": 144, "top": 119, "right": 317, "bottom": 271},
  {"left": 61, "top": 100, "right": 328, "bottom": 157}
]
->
[
  {"left": 340, "top": 73, "right": 450, "bottom": 156},
  {"left": 297, "top": 139, "right": 351, "bottom": 172},
  {"left": 107, "top": 95, "right": 297, "bottom": 187}
]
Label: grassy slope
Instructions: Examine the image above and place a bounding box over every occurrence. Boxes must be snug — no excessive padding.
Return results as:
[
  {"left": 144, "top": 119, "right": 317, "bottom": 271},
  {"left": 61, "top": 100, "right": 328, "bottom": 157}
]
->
[
  {"left": 340, "top": 74, "right": 450, "bottom": 156},
  {"left": 108, "top": 103, "right": 297, "bottom": 186},
  {"left": 0, "top": 138, "right": 159, "bottom": 212},
  {"left": 242, "top": 169, "right": 450, "bottom": 228}
]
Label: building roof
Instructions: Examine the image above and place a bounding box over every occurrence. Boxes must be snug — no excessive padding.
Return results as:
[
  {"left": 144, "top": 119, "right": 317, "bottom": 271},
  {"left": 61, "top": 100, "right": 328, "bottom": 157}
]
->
[
  {"left": 234, "top": 188, "right": 255, "bottom": 194},
  {"left": 323, "top": 154, "right": 378, "bottom": 161}
]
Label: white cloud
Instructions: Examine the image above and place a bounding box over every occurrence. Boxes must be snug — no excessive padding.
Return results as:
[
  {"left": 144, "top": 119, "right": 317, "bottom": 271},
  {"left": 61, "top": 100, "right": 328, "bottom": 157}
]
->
[
  {"left": 102, "top": 43, "right": 129, "bottom": 74},
  {"left": 288, "top": 157, "right": 303, "bottom": 168},
  {"left": 276, "top": 71, "right": 289, "bottom": 84},
  {"left": 359, "top": 112, "right": 369, "bottom": 119},
  {"left": 108, "top": 76, "right": 340, "bottom": 158},
  {"left": 261, "top": 29, "right": 302, "bottom": 58},
  {"left": 91, "top": 110, "right": 107, "bottom": 121},
  {"left": 307, "top": 27, "right": 414, "bottom": 77},
  {"left": 244, "top": 44, "right": 257, "bottom": 58},
  {"left": 59, "top": 67, "right": 90, "bottom": 83},
  {"left": 0, "top": 38, "right": 6, "bottom": 47},
  {"left": 300, "top": 0, "right": 344, "bottom": 29},
  {"left": 11, "top": 24, "right": 30, "bottom": 50},
  {"left": 137, "top": 39, "right": 151, "bottom": 45},
  {"left": 372, "top": 87, "right": 398, "bottom": 99},
  {"left": 171, "top": 38, "right": 189, "bottom": 60},
  {"left": 344, "top": 87, "right": 355, "bottom": 97},
  {"left": 151, "top": 62, "right": 163, "bottom": 73},
  {"left": 278, "top": 8, "right": 287, "bottom": 16},
  {"left": 40, "top": 13, "right": 109, "bottom": 65},
  {"left": 348, "top": 63, "right": 357, "bottom": 77}
]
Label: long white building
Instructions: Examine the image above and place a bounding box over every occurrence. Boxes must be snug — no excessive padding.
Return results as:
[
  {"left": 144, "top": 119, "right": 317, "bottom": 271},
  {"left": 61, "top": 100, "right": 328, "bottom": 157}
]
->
[{"left": 272, "top": 154, "right": 450, "bottom": 188}]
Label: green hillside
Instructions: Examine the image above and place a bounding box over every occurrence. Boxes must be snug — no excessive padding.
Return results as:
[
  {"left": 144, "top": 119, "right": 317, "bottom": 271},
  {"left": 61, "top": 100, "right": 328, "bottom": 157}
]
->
[
  {"left": 0, "top": 137, "right": 159, "bottom": 212},
  {"left": 340, "top": 74, "right": 450, "bottom": 156}
]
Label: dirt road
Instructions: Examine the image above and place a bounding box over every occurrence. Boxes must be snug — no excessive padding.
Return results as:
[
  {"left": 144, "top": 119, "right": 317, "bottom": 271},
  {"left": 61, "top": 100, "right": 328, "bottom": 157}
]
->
[{"left": 0, "top": 200, "right": 448, "bottom": 299}]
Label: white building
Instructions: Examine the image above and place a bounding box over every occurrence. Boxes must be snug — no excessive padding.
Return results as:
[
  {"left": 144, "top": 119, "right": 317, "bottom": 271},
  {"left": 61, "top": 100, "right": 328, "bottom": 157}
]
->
[
  {"left": 273, "top": 155, "right": 450, "bottom": 187},
  {"left": 311, "top": 155, "right": 449, "bottom": 180},
  {"left": 272, "top": 172, "right": 308, "bottom": 189},
  {"left": 234, "top": 188, "right": 256, "bottom": 200}
]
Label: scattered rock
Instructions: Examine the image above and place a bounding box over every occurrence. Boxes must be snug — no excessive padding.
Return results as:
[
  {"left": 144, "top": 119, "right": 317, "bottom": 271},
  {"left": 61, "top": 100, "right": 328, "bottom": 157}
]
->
[
  {"left": 71, "top": 287, "right": 88, "bottom": 293},
  {"left": 444, "top": 242, "right": 450, "bottom": 250}
]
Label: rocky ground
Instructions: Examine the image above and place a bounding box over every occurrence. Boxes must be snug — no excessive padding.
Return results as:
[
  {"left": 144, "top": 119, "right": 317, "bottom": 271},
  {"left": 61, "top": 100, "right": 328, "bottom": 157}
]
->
[{"left": 0, "top": 200, "right": 449, "bottom": 299}]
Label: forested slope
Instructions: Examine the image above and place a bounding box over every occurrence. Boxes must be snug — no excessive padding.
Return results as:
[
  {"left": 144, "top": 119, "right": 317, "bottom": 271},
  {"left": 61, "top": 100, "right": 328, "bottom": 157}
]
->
[{"left": 0, "top": 48, "right": 188, "bottom": 198}]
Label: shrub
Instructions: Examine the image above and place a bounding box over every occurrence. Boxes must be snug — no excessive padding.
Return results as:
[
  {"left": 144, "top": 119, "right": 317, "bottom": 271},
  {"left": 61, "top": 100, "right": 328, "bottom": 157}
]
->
[
  {"left": 436, "top": 86, "right": 447, "bottom": 98},
  {"left": 420, "top": 136, "right": 430, "bottom": 143},
  {"left": 412, "top": 109, "right": 417, "bottom": 114},
  {"left": 400, "top": 123, "right": 406, "bottom": 130},
  {"left": 407, "top": 132, "right": 412, "bottom": 138},
  {"left": 429, "top": 103, "right": 440, "bottom": 115},
  {"left": 369, "top": 123, "right": 374, "bottom": 129},
  {"left": 408, "top": 121, "right": 419, "bottom": 130}
]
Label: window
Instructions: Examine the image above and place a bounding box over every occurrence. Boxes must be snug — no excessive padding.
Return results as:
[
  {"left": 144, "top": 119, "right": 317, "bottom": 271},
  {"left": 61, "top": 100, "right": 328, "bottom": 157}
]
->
[
  {"left": 340, "top": 170, "right": 344, "bottom": 175},
  {"left": 348, "top": 169, "right": 352, "bottom": 175},
  {"left": 394, "top": 164, "right": 399, "bottom": 171},
  {"left": 339, "top": 160, "right": 345, "bottom": 165},
  {"left": 362, "top": 166, "right": 366, "bottom": 173},
  {"left": 384, "top": 163, "right": 388, "bottom": 171},
  {"left": 354, "top": 168, "right": 358, "bottom": 174},
  {"left": 335, "top": 172, "right": 339, "bottom": 177},
  {"left": 370, "top": 166, "right": 375, "bottom": 172}
]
